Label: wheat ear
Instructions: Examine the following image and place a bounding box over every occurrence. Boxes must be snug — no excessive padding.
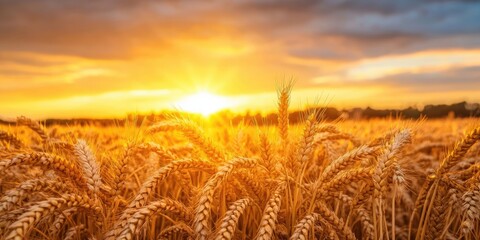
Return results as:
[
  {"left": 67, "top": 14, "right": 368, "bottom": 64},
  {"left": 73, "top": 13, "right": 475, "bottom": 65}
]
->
[
  {"left": 64, "top": 224, "right": 86, "bottom": 240},
  {"left": 112, "top": 144, "right": 133, "bottom": 196},
  {"left": 5, "top": 194, "right": 101, "bottom": 240},
  {"left": 460, "top": 172, "right": 480, "bottom": 236},
  {"left": 317, "top": 168, "right": 373, "bottom": 199},
  {"left": 373, "top": 129, "right": 411, "bottom": 199},
  {"left": 17, "top": 116, "right": 49, "bottom": 142},
  {"left": 45, "top": 139, "right": 75, "bottom": 153},
  {"left": 290, "top": 213, "right": 320, "bottom": 240},
  {"left": 0, "top": 130, "right": 23, "bottom": 149},
  {"left": 117, "top": 198, "right": 190, "bottom": 240},
  {"left": 193, "top": 157, "right": 256, "bottom": 240},
  {"left": 277, "top": 81, "right": 292, "bottom": 149},
  {"left": 157, "top": 223, "right": 194, "bottom": 240},
  {"left": 148, "top": 119, "right": 224, "bottom": 162},
  {"left": 437, "top": 127, "right": 480, "bottom": 175},
  {"left": 74, "top": 139, "right": 102, "bottom": 197},
  {"left": 49, "top": 207, "right": 78, "bottom": 235},
  {"left": 320, "top": 145, "right": 378, "bottom": 183},
  {"left": 259, "top": 132, "right": 275, "bottom": 173},
  {"left": 316, "top": 124, "right": 341, "bottom": 134},
  {"left": 314, "top": 132, "right": 360, "bottom": 146},
  {"left": 254, "top": 184, "right": 286, "bottom": 240},
  {"left": 0, "top": 178, "right": 74, "bottom": 213},
  {"left": 108, "top": 159, "right": 214, "bottom": 238},
  {"left": 316, "top": 203, "right": 356, "bottom": 240},
  {"left": 461, "top": 190, "right": 479, "bottom": 236},
  {"left": 297, "top": 113, "right": 318, "bottom": 163},
  {"left": 356, "top": 208, "right": 374, "bottom": 240},
  {"left": 134, "top": 142, "right": 176, "bottom": 161},
  {"left": 0, "top": 152, "right": 86, "bottom": 187},
  {"left": 214, "top": 198, "right": 251, "bottom": 240},
  {"left": 426, "top": 187, "right": 448, "bottom": 240}
]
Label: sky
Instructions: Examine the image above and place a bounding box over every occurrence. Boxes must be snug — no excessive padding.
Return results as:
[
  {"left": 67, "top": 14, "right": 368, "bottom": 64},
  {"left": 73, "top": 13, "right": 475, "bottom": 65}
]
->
[{"left": 1, "top": 0, "right": 480, "bottom": 118}]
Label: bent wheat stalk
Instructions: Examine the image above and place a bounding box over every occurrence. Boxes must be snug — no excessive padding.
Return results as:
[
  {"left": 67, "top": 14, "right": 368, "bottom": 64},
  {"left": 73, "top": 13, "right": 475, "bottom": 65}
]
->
[
  {"left": 254, "top": 184, "right": 286, "bottom": 240},
  {"left": 297, "top": 113, "right": 318, "bottom": 163},
  {"left": 0, "top": 152, "right": 86, "bottom": 188},
  {"left": 49, "top": 207, "right": 78, "bottom": 235},
  {"left": 108, "top": 159, "right": 215, "bottom": 238},
  {"left": 193, "top": 157, "right": 257, "bottom": 240},
  {"left": 117, "top": 198, "right": 190, "bottom": 240},
  {"left": 437, "top": 127, "right": 480, "bottom": 175},
  {"left": 0, "top": 130, "right": 23, "bottom": 149},
  {"left": 148, "top": 119, "right": 225, "bottom": 162},
  {"left": 17, "top": 116, "right": 48, "bottom": 142},
  {"left": 157, "top": 223, "right": 194, "bottom": 240},
  {"left": 290, "top": 213, "right": 320, "bottom": 240},
  {"left": 0, "top": 178, "right": 74, "bottom": 213},
  {"left": 316, "top": 203, "right": 356, "bottom": 240},
  {"left": 214, "top": 198, "right": 251, "bottom": 240},
  {"left": 64, "top": 224, "right": 86, "bottom": 240},
  {"left": 320, "top": 145, "right": 378, "bottom": 183},
  {"left": 5, "top": 194, "right": 101, "bottom": 240}
]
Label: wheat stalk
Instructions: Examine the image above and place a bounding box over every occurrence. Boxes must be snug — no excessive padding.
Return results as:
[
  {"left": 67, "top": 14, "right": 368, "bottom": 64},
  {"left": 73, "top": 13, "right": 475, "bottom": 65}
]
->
[
  {"left": 437, "top": 127, "right": 480, "bottom": 175},
  {"left": 290, "top": 213, "right": 319, "bottom": 240},
  {"left": 320, "top": 145, "right": 378, "bottom": 183},
  {"left": 193, "top": 157, "right": 256, "bottom": 240},
  {"left": 117, "top": 198, "right": 190, "bottom": 240},
  {"left": 356, "top": 208, "right": 374, "bottom": 240},
  {"left": 49, "top": 207, "right": 78, "bottom": 235},
  {"left": 0, "top": 130, "right": 23, "bottom": 149},
  {"left": 317, "top": 168, "right": 373, "bottom": 199},
  {"left": 5, "top": 194, "right": 101, "bottom": 240},
  {"left": 157, "top": 223, "right": 194, "bottom": 240},
  {"left": 16, "top": 116, "right": 49, "bottom": 142},
  {"left": 254, "top": 183, "right": 285, "bottom": 240},
  {"left": 0, "top": 152, "right": 86, "bottom": 188},
  {"left": 148, "top": 119, "right": 225, "bottom": 162},
  {"left": 112, "top": 143, "right": 133, "bottom": 196},
  {"left": 64, "top": 224, "right": 86, "bottom": 240},
  {"left": 108, "top": 159, "right": 215, "bottom": 238},
  {"left": 316, "top": 203, "right": 356, "bottom": 240},
  {"left": 2, "top": 87, "right": 479, "bottom": 240},
  {"left": 0, "top": 178, "right": 74, "bottom": 213},
  {"left": 213, "top": 198, "right": 251, "bottom": 240}
]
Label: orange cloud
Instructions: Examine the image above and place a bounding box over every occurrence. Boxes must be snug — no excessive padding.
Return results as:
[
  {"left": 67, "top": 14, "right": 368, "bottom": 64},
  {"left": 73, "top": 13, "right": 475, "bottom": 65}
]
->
[{"left": 2, "top": 1, "right": 480, "bottom": 118}]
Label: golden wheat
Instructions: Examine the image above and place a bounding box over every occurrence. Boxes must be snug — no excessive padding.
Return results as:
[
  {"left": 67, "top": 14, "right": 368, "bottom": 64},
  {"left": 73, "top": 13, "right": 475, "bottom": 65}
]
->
[{"left": 0, "top": 85, "right": 479, "bottom": 240}]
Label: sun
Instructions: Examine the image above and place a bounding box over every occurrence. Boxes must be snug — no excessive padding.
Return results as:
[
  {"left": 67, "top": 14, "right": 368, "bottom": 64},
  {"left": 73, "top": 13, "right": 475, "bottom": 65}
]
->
[{"left": 176, "top": 91, "right": 234, "bottom": 116}]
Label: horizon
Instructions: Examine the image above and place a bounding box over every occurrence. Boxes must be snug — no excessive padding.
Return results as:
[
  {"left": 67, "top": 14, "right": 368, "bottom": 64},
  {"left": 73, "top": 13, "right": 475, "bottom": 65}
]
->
[
  {"left": 1, "top": 100, "right": 477, "bottom": 122},
  {"left": 2, "top": 1, "right": 480, "bottom": 118}
]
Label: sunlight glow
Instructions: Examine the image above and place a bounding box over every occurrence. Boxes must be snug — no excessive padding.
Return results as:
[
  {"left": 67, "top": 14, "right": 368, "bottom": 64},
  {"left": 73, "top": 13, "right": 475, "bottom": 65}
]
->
[{"left": 176, "top": 91, "right": 234, "bottom": 116}]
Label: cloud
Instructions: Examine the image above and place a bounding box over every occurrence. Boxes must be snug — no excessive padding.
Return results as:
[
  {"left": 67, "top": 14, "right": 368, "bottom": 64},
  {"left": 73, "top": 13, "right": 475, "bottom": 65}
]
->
[
  {"left": 1, "top": 0, "right": 480, "bottom": 117},
  {"left": 1, "top": 0, "right": 480, "bottom": 60},
  {"left": 312, "top": 65, "right": 480, "bottom": 94},
  {"left": 344, "top": 49, "right": 480, "bottom": 80},
  {"left": 373, "top": 66, "right": 480, "bottom": 93},
  {"left": 1, "top": 88, "right": 175, "bottom": 119}
]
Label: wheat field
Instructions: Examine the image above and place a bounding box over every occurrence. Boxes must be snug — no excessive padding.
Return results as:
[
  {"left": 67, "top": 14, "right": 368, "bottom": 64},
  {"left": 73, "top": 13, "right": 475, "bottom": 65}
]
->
[{"left": 1, "top": 85, "right": 479, "bottom": 240}]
